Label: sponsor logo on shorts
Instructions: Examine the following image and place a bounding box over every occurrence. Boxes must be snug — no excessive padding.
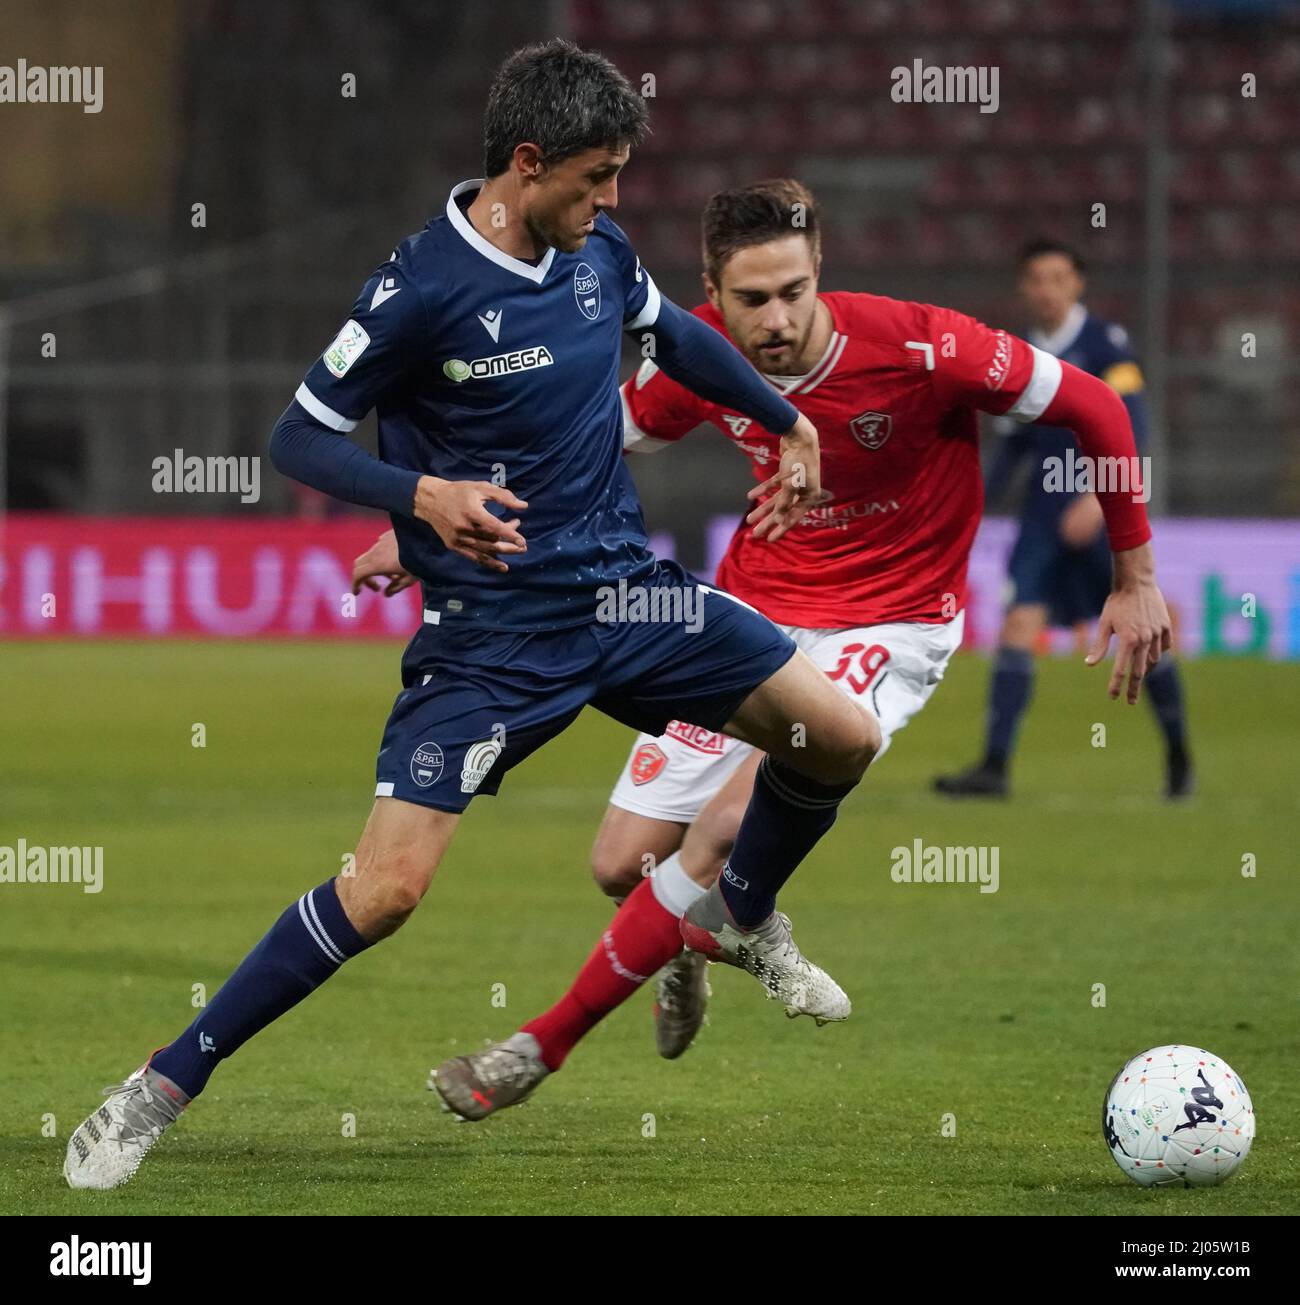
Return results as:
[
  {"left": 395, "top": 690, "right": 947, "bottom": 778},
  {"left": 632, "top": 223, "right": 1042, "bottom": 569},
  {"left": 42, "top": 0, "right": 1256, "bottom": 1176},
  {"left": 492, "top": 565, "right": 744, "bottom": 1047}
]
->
[
  {"left": 630, "top": 743, "right": 667, "bottom": 786},
  {"left": 410, "top": 741, "right": 444, "bottom": 788},
  {"left": 849, "top": 410, "right": 892, "bottom": 450},
  {"left": 460, "top": 739, "right": 502, "bottom": 794},
  {"left": 664, "top": 720, "right": 727, "bottom": 755}
]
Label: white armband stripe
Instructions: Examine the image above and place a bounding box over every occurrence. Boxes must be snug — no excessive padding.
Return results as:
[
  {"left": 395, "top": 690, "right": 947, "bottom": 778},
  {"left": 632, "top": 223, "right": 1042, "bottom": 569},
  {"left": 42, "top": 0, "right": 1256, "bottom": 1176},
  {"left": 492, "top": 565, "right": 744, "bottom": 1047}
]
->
[
  {"left": 295, "top": 383, "right": 359, "bottom": 432},
  {"left": 1006, "top": 345, "right": 1062, "bottom": 423},
  {"left": 624, "top": 273, "right": 661, "bottom": 332}
]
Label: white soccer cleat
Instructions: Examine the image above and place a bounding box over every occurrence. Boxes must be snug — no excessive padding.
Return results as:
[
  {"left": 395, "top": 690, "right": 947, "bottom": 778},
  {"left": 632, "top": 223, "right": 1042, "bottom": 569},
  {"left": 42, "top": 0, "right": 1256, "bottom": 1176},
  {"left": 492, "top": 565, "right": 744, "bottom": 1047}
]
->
[
  {"left": 63, "top": 1062, "right": 190, "bottom": 1190},
  {"left": 680, "top": 883, "right": 850, "bottom": 1024}
]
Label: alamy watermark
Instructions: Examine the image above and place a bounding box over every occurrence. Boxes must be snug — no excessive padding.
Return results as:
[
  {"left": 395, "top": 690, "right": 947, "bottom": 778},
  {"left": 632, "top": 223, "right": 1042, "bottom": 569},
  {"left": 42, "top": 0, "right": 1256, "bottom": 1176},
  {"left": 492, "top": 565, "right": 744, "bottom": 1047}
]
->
[
  {"left": 152, "top": 449, "right": 261, "bottom": 503},
  {"left": 1042, "top": 449, "right": 1151, "bottom": 503},
  {"left": 890, "top": 839, "right": 999, "bottom": 893},
  {"left": 0, "top": 61, "right": 102, "bottom": 113},
  {"left": 891, "top": 60, "right": 999, "bottom": 114},
  {"left": 0, "top": 840, "right": 103, "bottom": 893},
  {"left": 49, "top": 1237, "right": 150, "bottom": 1285},
  {"left": 595, "top": 578, "right": 703, "bottom": 633}
]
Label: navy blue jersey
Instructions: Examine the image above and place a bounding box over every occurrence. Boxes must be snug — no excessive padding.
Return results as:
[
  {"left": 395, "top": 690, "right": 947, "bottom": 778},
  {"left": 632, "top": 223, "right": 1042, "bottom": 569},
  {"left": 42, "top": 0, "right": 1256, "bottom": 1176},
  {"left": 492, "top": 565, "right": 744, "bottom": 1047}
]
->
[
  {"left": 987, "top": 305, "right": 1148, "bottom": 526},
  {"left": 295, "top": 180, "right": 665, "bottom": 632}
]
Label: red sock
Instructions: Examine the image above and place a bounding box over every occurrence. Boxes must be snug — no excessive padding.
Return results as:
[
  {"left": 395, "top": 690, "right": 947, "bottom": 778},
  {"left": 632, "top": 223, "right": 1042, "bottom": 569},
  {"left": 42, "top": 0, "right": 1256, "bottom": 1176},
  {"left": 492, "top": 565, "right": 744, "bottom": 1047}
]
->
[{"left": 521, "top": 877, "right": 683, "bottom": 1071}]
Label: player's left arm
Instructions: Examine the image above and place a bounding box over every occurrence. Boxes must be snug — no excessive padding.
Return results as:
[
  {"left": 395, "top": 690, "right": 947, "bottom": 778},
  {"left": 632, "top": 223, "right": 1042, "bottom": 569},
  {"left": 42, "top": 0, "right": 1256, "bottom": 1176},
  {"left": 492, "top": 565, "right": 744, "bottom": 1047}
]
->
[{"left": 932, "top": 308, "right": 1171, "bottom": 703}]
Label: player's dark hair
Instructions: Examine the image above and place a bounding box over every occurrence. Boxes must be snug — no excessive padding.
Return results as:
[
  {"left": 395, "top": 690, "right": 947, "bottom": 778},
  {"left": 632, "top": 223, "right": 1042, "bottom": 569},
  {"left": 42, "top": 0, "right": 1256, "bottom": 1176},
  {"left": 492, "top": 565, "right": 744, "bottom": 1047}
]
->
[
  {"left": 482, "top": 39, "right": 650, "bottom": 178},
  {"left": 1017, "top": 238, "right": 1086, "bottom": 274},
  {"left": 701, "top": 179, "right": 821, "bottom": 284}
]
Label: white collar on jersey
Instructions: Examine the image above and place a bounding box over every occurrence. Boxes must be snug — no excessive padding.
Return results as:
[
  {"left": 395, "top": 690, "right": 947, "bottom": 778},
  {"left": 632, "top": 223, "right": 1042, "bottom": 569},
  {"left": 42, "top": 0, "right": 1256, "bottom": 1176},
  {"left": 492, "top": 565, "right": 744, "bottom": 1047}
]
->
[
  {"left": 764, "top": 326, "right": 846, "bottom": 397},
  {"left": 445, "top": 178, "right": 558, "bottom": 284},
  {"left": 1029, "top": 301, "right": 1087, "bottom": 358}
]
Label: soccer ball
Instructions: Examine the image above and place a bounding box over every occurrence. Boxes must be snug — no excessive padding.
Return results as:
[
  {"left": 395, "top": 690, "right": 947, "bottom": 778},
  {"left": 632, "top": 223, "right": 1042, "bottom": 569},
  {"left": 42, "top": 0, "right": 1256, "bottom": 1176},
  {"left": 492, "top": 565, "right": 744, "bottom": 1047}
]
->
[{"left": 1102, "top": 1045, "right": 1254, "bottom": 1187}]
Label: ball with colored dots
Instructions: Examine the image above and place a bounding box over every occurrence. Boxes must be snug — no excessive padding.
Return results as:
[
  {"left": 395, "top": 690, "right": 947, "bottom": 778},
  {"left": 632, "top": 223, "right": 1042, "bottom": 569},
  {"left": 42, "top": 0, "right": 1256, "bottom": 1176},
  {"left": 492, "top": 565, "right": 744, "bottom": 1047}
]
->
[{"left": 1102, "top": 1045, "right": 1254, "bottom": 1187}]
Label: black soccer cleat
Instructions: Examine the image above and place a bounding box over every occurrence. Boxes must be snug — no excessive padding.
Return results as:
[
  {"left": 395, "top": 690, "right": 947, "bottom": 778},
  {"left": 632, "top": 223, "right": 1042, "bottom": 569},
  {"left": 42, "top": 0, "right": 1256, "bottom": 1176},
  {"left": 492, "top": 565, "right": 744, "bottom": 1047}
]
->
[
  {"left": 932, "top": 764, "right": 1009, "bottom": 799},
  {"left": 1165, "top": 748, "right": 1195, "bottom": 800}
]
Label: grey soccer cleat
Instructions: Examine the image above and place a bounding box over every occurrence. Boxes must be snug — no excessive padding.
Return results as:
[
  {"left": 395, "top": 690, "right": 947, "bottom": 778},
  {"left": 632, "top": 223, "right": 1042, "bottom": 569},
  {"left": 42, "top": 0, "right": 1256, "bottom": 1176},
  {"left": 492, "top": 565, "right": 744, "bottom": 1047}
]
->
[
  {"left": 680, "top": 882, "right": 850, "bottom": 1025},
  {"left": 428, "top": 1031, "right": 550, "bottom": 1121},
  {"left": 653, "top": 949, "right": 711, "bottom": 1059},
  {"left": 64, "top": 1061, "right": 190, "bottom": 1190}
]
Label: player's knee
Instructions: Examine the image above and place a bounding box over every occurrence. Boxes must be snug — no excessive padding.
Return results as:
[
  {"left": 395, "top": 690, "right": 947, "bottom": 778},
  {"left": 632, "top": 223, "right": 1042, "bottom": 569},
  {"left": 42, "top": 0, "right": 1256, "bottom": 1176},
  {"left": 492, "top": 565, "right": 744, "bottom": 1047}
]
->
[
  {"left": 815, "top": 708, "right": 881, "bottom": 784},
  {"left": 356, "top": 847, "right": 434, "bottom": 935},
  {"left": 589, "top": 843, "right": 644, "bottom": 898},
  {"left": 367, "top": 873, "right": 426, "bottom": 934}
]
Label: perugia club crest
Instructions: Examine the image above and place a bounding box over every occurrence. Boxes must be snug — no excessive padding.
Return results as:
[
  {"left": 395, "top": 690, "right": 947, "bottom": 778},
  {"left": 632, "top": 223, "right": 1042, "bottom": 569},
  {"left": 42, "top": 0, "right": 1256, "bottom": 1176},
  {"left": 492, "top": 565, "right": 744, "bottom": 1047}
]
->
[
  {"left": 850, "top": 410, "right": 892, "bottom": 450},
  {"left": 630, "top": 743, "right": 666, "bottom": 786}
]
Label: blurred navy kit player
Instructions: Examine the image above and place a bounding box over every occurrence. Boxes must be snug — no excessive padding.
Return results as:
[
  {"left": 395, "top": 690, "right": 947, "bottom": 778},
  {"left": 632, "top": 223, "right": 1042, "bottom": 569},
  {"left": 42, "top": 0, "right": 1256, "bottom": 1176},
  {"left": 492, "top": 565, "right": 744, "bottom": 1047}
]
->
[
  {"left": 934, "top": 240, "right": 1192, "bottom": 799},
  {"left": 63, "top": 41, "right": 889, "bottom": 1188}
]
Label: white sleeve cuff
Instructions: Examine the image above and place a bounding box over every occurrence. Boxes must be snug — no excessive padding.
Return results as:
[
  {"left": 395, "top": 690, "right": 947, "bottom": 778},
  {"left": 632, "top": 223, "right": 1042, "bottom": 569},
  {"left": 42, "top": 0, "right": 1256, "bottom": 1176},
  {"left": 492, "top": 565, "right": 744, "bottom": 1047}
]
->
[
  {"left": 624, "top": 273, "right": 662, "bottom": 332},
  {"left": 1005, "top": 345, "right": 1062, "bottom": 423},
  {"left": 295, "top": 382, "right": 359, "bottom": 432}
]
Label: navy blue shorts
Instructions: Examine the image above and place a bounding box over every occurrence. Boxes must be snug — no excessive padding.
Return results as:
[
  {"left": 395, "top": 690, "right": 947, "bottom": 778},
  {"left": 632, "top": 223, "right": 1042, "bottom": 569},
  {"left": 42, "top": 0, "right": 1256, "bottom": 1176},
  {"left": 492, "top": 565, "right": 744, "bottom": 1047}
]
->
[
  {"left": 1007, "top": 522, "right": 1112, "bottom": 627},
  {"left": 374, "top": 560, "right": 797, "bottom": 813}
]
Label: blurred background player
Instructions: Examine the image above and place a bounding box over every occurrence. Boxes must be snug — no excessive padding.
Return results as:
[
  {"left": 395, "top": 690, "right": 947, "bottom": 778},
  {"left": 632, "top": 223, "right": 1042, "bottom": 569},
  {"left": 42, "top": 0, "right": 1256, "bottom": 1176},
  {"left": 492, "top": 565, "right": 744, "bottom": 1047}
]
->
[{"left": 934, "top": 239, "right": 1194, "bottom": 801}]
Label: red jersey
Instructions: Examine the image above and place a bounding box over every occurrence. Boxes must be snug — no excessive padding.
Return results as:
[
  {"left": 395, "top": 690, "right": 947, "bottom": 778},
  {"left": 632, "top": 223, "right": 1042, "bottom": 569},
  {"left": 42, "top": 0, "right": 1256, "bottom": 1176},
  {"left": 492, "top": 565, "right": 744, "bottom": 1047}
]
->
[{"left": 622, "top": 291, "right": 1062, "bottom": 628}]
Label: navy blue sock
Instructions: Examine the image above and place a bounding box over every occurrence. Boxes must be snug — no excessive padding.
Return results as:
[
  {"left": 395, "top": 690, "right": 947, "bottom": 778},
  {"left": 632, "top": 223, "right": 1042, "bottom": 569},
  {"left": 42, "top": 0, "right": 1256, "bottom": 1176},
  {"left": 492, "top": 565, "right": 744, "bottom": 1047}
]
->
[
  {"left": 150, "top": 879, "right": 369, "bottom": 1099},
  {"left": 1145, "top": 656, "right": 1188, "bottom": 757},
  {"left": 983, "top": 646, "right": 1035, "bottom": 773},
  {"left": 719, "top": 756, "right": 858, "bottom": 928}
]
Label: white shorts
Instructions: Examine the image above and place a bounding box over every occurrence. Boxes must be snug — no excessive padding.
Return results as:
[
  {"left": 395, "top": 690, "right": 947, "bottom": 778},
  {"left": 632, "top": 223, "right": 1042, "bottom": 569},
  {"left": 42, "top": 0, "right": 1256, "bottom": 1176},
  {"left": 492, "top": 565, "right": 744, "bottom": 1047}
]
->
[{"left": 608, "top": 612, "right": 965, "bottom": 824}]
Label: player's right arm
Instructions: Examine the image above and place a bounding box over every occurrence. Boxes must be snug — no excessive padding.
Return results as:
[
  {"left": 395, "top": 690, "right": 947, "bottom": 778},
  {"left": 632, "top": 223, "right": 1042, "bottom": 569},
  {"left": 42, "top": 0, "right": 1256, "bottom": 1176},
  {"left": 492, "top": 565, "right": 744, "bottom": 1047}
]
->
[{"left": 270, "top": 254, "right": 527, "bottom": 572}]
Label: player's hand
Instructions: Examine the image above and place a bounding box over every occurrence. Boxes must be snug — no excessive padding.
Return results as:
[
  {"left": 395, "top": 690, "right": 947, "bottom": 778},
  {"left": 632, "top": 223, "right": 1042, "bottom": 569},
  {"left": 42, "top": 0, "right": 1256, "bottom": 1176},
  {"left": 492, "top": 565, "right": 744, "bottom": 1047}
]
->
[
  {"left": 1085, "top": 543, "right": 1172, "bottom": 705},
  {"left": 413, "top": 475, "right": 528, "bottom": 574},
  {"left": 351, "top": 529, "right": 417, "bottom": 596},
  {"left": 745, "top": 413, "right": 827, "bottom": 541},
  {"left": 1059, "top": 493, "right": 1105, "bottom": 549}
]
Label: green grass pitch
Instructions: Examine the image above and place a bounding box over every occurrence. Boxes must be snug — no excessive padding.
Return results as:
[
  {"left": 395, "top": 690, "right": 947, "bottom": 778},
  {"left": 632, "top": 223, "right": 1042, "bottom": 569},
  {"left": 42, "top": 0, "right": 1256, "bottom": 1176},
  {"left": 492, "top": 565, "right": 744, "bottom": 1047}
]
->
[{"left": 2, "top": 642, "right": 1296, "bottom": 1215}]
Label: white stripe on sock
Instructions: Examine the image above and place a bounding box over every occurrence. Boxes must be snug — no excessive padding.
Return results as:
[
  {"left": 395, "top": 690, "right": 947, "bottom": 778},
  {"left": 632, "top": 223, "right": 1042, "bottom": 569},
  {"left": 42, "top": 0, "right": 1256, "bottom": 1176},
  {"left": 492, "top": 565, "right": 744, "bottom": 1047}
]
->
[
  {"left": 649, "top": 850, "right": 707, "bottom": 918},
  {"left": 298, "top": 893, "right": 346, "bottom": 966}
]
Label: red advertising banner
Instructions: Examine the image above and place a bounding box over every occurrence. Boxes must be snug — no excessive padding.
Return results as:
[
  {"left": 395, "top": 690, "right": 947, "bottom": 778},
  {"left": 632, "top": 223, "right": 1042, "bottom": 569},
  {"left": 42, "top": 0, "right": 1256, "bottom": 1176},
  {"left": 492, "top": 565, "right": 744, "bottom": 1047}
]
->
[
  {"left": 4, "top": 513, "right": 1299, "bottom": 656},
  {"left": 0, "top": 514, "right": 420, "bottom": 638}
]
